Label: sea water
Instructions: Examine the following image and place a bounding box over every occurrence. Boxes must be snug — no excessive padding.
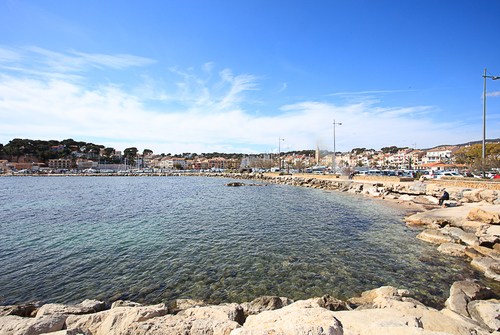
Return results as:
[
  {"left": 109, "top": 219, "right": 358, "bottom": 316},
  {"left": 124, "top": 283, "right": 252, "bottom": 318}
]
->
[{"left": 0, "top": 176, "right": 487, "bottom": 307}]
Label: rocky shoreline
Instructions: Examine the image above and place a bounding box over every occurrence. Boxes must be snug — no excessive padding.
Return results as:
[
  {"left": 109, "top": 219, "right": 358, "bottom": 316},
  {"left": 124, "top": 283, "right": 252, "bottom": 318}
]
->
[
  {"left": 3, "top": 173, "right": 500, "bottom": 334},
  {"left": 2, "top": 281, "right": 500, "bottom": 334}
]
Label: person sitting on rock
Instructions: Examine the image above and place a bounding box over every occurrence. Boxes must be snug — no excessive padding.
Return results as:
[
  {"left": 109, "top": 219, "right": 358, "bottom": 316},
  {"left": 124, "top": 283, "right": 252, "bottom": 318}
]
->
[{"left": 439, "top": 190, "right": 450, "bottom": 206}]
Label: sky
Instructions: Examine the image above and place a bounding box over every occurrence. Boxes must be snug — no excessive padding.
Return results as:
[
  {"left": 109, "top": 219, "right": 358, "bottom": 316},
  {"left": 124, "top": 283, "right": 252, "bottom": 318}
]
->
[{"left": 1, "top": 1, "right": 500, "bottom": 155}]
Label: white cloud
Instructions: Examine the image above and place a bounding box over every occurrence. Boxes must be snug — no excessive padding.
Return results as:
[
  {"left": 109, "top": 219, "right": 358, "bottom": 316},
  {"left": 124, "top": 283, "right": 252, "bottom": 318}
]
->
[
  {"left": 487, "top": 90, "right": 500, "bottom": 97},
  {"left": 0, "top": 47, "right": 481, "bottom": 154},
  {"left": 0, "top": 46, "right": 156, "bottom": 75}
]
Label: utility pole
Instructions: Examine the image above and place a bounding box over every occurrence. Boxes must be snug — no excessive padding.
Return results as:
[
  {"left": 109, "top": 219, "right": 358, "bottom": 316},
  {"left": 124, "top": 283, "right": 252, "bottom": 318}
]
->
[
  {"left": 482, "top": 68, "right": 500, "bottom": 177},
  {"left": 278, "top": 137, "right": 285, "bottom": 170},
  {"left": 333, "top": 120, "right": 342, "bottom": 174}
]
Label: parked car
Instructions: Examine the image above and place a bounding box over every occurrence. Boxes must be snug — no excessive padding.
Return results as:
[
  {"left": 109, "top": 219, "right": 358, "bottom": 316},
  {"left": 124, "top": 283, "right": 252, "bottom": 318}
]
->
[{"left": 435, "top": 171, "right": 463, "bottom": 179}]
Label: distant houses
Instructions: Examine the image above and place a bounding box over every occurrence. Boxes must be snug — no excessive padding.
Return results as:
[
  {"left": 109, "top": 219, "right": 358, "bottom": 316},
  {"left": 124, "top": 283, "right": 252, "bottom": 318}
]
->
[{"left": 1, "top": 139, "right": 499, "bottom": 174}]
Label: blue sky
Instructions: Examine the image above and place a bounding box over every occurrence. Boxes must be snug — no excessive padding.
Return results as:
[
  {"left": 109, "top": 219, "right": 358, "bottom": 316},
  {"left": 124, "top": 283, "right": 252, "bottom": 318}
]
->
[{"left": 1, "top": 1, "right": 500, "bottom": 155}]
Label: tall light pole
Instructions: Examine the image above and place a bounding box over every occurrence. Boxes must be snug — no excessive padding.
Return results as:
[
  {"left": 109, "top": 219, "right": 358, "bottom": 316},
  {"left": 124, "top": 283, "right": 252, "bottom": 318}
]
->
[
  {"left": 278, "top": 137, "right": 285, "bottom": 170},
  {"left": 333, "top": 120, "right": 342, "bottom": 174},
  {"left": 482, "top": 68, "right": 500, "bottom": 175}
]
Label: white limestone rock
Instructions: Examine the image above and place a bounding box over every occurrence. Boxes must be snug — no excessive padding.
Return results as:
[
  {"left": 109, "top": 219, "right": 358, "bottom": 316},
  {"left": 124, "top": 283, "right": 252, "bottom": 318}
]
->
[
  {"left": 125, "top": 314, "right": 241, "bottom": 335},
  {"left": 468, "top": 299, "right": 500, "bottom": 332},
  {"left": 437, "top": 243, "right": 467, "bottom": 257},
  {"left": 36, "top": 299, "right": 105, "bottom": 317},
  {"left": 0, "top": 314, "right": 67, "bottom": 335},
  {"left": 417, "top": 229, "right": 454, "bottom": 244},
  {"left": 65, "top": 303, "right": 169, "bottom": 335},
  {"left": 231, "top": 306, "right": 343, "bottom": 335}
]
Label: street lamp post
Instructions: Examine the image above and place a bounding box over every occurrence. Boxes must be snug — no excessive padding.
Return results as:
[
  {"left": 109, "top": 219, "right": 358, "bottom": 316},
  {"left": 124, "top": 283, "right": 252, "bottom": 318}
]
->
[
  {"left": 482, "top": 68, "right": 500, "bottom": 176},
  {"left": 333, "top": 120, "right": 342, "bottom": 174},
  {"left": 278, "top": 137, "right": 285, "bottom": 170}
]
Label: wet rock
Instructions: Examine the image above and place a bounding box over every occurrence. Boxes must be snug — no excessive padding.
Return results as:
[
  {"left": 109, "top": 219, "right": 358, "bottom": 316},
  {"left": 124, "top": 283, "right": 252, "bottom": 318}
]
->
[
  {"left": 225, "top": 182, "right": 246, "bottom": 187},
  {"left": 471, "top": 257, "right": 500, "bottom": 273},
  {"left": 111, "top": 300, "right": 142, "bottom": 309},
  {"left": 441, "top": 226, "right": 478, "bottom": 246},
  {"left": 0, "top": 302, "right": 40, "bottom": 317},
  {"left": 240, "top": 296, "right": 292, "bottom": 315},
  {"left": 417, "top": 229, "right": 454, "bottom": 244},
  {"left": 468, "top": 245, "right": 496, "bottom": 258},
  {"left": 438, "top": 243, "right": 467, "bottom": 257},
  {"left": 36, "top": 300, "right": 105, "bottom": 317},
  {"left": 317, "top": 294, "right": 350, "bottom": 311}
]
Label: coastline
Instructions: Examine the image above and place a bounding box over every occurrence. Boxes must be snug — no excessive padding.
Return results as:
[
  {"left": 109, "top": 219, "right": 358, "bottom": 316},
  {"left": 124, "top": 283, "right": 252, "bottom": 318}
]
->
[{"left": 3, "top": 173, "right": 500, "bottom": 334}]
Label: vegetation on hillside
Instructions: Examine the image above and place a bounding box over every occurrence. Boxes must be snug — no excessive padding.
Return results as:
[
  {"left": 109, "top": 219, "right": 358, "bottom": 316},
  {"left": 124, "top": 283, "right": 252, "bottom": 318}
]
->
[{"left": 455, "top": 143, "right": 500, "bottom": 171}]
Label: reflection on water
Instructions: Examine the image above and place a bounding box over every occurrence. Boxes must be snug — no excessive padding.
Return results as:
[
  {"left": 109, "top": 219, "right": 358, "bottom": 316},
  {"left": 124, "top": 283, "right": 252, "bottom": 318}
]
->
[{"left": 0, "top": 176, "right": 485, "bottom": 307}]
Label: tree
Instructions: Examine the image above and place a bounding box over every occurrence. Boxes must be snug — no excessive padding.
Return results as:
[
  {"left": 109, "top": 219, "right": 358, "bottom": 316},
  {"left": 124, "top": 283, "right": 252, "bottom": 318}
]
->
[
  {"left": 406, "top": 157, "right": 413, "bottom": 169},
  {"left": 455, "top": 143, "right": 500, "bottom": 172},
  {"left": 103, "top": 147, "right": 115, "bottom": 161},
  {"left": 124, "top": 147, "right": 138, "bottom": 166},
  {"left": 143, "top": 149, "right": 153, "bottom": 156},
  {"left": 351, "top": 148, "right": 366, "bottom": 155}
]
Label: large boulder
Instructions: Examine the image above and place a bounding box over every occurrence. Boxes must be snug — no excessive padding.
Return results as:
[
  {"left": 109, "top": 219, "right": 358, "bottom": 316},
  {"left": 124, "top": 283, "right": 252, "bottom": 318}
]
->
[
  {"left": 231, "top": 306, "right": 343, "bottom": 335},
  {"left": 471, "top": 257, "right": 500, "bottom": 273},
  {"left": 334, "top": 306, "right": 490, "bottom": 335},
  {"left": 0, "top": 303, "right": 40, "bottom": 317},
  {"left": 36, "top": 300, "right": 105, "bottom": 317},
  {"left": 65, "top": 303, "right": 169, "bottom": 335},
  {"left": 463, "top": 190, "right": 484, "bottom": 203},
  {"left": 440, "top": 227, "right": 479, "bottom": 246},
  {"left": 437, "top": 243, "right": 467, "bottom": 257},
  {"left": 0, "top": 314, "right": 67, "bottom": 335},
  {"left": 467, "top": 208, "right": 500, "bottom": 224},
  {"left": 347, "top": 286, "right": 410, "bottom": 308},
  {"left": 125, "top": 314, "right": 241, "bottom": 335},
  {"left": 342, "top": 284, "right": 490, "bottom": 334},
  {"left": 453, "top": 220, "right": 487, "bottom": 234},
  {"left": 240, "top": 296, "right": 293, "bottom": 315},
  {"left": 417, "top": 229, "right": 454, "bottom": 244},
  {"left": 317, "top": 294, "right": 350, "bottom": 311},
  {"left": 178, "top": 303, "right": 245, "bottom": 325},
  {"left": 468, "top": 299, "right": 500, "bottom": 332},
  {"left": 465, "top": 246, "right": 497, "bottom": 259},
  {"left": 445, "top": 281, "right": 491, "bottom": 318}
]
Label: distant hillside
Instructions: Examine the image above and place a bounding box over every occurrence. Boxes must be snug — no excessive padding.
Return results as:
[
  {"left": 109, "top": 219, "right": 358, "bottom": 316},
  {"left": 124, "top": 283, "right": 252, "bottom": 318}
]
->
[{"left": 422, "top": 138, "right": 500, "bottom": 151}]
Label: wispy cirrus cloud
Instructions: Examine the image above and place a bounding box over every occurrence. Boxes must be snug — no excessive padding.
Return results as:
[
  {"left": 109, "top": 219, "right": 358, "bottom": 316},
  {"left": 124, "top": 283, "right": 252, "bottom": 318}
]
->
[
  {"left": 328, "top": 89, "right": 414, "bottom": 96},
  {"left": 0, "top": 46, "right": 156, "bottom": 74}
]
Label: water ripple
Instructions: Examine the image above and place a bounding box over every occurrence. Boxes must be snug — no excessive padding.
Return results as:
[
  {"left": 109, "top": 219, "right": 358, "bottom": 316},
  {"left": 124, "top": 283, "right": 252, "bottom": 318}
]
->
[{"left": 0, "top": 176, "right": 489, "bottom": 307}]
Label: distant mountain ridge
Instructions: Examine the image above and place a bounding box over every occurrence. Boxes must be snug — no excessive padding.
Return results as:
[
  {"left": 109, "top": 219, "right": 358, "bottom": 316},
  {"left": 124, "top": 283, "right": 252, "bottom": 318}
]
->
[{"left": 422, "top": 138, "right": 500, "bottom": 151}]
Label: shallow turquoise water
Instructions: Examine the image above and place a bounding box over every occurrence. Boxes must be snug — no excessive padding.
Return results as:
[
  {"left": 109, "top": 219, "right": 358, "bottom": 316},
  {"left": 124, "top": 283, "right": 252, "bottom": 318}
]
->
[{"left": 0, "top": 176, "right": 482, "bottom": 307}]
